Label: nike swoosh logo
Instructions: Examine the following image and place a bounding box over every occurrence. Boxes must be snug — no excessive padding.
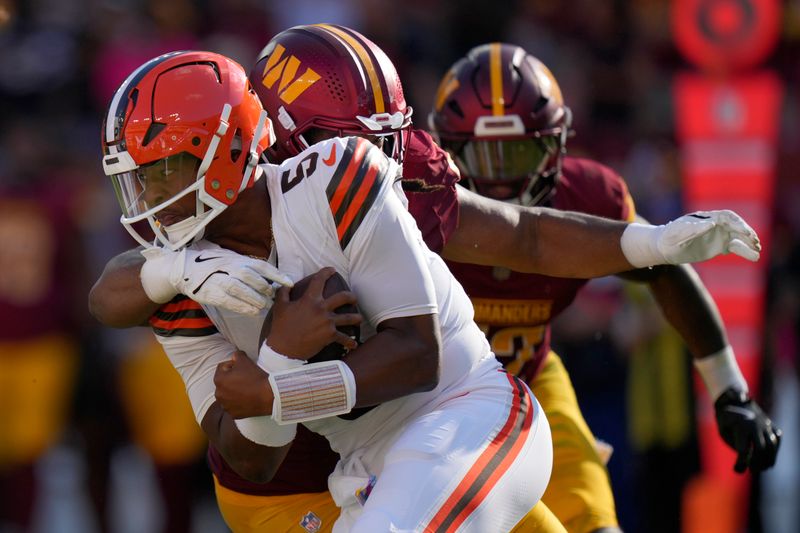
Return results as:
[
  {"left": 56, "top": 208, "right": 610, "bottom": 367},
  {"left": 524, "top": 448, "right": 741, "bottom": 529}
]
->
[
  {"left": 195, "top": 255, "right": 222, "bottom": 263},
  {"left": 724, "top": 406, "right": 756, "bottom": 420},
  {"left": 192, "top": 270, "right": 227, "bottom": 294},
  {"left": 322, "top": 144, "right": 337, "bottom": 166}
]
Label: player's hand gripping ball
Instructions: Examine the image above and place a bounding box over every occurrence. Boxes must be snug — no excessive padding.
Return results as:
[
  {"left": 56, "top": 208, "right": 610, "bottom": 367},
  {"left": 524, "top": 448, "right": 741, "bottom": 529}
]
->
[{"left": 260, "top": 267, "right": 361, "bottom": 362}]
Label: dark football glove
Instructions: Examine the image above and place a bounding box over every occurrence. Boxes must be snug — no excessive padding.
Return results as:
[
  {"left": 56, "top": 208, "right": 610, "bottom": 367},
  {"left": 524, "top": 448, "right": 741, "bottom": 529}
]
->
[{"left": 714, "top": 388, "right": 782, "bottom": 473}]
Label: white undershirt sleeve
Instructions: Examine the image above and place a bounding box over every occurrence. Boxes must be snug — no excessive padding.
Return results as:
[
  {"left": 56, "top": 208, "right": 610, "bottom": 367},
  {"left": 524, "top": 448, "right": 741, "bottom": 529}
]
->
[{"left": 153, "top": 332, "right": 238, "bottom": 425}]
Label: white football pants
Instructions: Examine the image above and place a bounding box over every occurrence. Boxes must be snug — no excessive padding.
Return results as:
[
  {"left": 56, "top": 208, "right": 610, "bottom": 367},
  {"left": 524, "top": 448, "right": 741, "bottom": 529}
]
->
[{"left": 330, "top": 362, "right": 553, "bottom": 532}]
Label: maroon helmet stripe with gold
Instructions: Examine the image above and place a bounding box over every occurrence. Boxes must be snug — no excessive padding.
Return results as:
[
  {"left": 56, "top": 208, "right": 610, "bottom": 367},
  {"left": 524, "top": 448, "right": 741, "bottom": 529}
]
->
[{"left": 314, "top": 24, "right": 389, "bottom": 114}]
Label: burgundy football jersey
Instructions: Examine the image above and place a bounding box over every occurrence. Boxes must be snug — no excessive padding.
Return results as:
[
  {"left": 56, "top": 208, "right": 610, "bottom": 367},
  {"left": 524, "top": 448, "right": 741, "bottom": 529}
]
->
[
  {"left": 446, "top": 156, "right": 636, "bottom": 381},
  {"left": 403, "top": 129, "right": 461, "bottom": 253}
]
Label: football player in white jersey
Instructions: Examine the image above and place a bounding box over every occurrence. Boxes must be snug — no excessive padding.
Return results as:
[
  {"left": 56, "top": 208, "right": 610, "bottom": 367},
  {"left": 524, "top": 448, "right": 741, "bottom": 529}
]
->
[
  {"left": 101, "top": 50, "right": 557, "bottom": 532},
  {"left": 95, "top": 50, "right": 763, "bottom": 532}
]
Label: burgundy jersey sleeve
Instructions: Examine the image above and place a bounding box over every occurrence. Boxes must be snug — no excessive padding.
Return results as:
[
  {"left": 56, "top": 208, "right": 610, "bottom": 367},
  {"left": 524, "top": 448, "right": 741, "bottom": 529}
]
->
[
  {"left": 208, "top": 425, "right": 337, "bottom": 496},
  {"left": 553, "top": 157, "right": 637, "bottom": 222},
  {"left": 402, "top": 129, "right": 461, "bottom": 253}
]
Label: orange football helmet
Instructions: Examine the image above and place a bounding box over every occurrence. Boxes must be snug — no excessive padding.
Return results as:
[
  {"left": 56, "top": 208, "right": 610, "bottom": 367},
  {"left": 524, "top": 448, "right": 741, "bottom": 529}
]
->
[{"left": 101, "top": 51, "right": 274, "bottom": 249}]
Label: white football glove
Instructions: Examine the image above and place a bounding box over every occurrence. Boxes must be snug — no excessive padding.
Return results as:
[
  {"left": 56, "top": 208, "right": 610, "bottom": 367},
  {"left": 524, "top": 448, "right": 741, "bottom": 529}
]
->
[
  {"left": 621, "top": 210, "right": 761, "bottom": 268},
  {"left": 139, "top": 243, "right": 293, "bottom": 315}
]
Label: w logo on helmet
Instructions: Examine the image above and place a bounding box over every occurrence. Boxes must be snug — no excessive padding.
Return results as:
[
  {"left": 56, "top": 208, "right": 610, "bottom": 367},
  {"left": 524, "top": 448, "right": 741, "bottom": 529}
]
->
[{"left": 260, "top": 44, "right": 321, "bottom": 104}]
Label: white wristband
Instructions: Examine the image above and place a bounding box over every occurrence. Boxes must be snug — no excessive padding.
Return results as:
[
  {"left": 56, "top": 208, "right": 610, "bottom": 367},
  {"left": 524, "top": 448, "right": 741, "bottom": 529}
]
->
[
  {"left": 694, "top": 346, "right": 749, "bottom": 401},
  {"left": 257, "top": 341, "right": 307, "bottom": 373},
  {"left": 234, "top": 415, "right": 297, "bottom": 447},
  {"left": 269, "top": 360, "right": 357, "bottom": 425},
  {"left": 620, "top": 223, "right": 667, "bottom": 268}
]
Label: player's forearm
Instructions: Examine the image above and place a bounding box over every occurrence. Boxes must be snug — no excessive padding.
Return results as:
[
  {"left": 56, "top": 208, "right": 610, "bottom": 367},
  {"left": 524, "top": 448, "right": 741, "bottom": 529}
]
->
[
  {"left": 522, "top": 208, "right": 633, "bottom": 277},
  {"left": 214, "top": 316, "right": 440, "bottom": 424},
  {"left": 88, "top": 248, "right": 160, "bottom": 328},
  {"left": 201, "top": 402, "right": 291, "bottom": 483},
  {"left": 628, "top": 263, "right": 729, "bottom": 358},
  {"left": 445, "top": 190, "right": 761, "bottom": 278},
  {"left": 344, "top": 314, "right": 441, "bottom": 408},
  {"left": 441, "top": 189, "right": 632, "bottom": 277}
]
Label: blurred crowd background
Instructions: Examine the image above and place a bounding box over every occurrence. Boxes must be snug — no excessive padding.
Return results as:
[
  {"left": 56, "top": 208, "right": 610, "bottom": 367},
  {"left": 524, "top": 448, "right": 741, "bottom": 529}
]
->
[{"left": 0, "top": 0, "right": 798, "bottom": 532}]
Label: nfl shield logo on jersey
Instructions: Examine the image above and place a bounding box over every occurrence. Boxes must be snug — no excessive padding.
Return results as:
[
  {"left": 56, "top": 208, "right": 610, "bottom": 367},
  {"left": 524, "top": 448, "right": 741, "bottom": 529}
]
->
[{"left": 300, "top": 511, "right": 322, "bottom": 533}]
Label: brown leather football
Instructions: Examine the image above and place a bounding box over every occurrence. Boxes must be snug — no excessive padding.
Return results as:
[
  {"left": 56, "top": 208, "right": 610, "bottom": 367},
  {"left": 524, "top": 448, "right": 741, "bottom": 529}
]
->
[{"left": 259, "top": 271, "right": 359, "bottom": 363}]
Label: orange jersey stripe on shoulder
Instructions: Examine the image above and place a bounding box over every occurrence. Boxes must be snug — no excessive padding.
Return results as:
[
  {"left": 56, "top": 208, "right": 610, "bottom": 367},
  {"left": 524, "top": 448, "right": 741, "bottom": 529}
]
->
[
  {"left": 328, "top": 139, "right": 369, "bottom": 215},
  {"left": 336, "top": 162, "right": 380, "bottom": 241},
  {"left": 326, "top": 138, "right": 389, "bottom": 249}
]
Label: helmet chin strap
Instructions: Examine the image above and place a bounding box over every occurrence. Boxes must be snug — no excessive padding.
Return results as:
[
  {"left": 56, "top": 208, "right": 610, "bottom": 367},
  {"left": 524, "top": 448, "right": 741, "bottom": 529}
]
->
[
  {"left": 163, "top": 215, "right": 207, "bottom": 246},
  {"left": 161, "top": 107, "right": 270, "bottom": 249},
  {"left": 147, "top": 103, "right": 233, "bottom": 251},
  {"left": 240, "top": 110, "right": 270, "bottom": 192},
  {"left": 523, "top": 172, "right": 557, "bottom": 207},
  {"left": 146, "top": 205, "right": 225, "bottom": 251},
  {"left": 193, "top": 102, "right": 232, "bottom": 220}
]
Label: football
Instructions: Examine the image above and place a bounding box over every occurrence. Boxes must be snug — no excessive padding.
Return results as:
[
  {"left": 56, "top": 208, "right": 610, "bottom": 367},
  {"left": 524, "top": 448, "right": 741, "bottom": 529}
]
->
[{"left": 259, "top": 271, "right": 360, "bottom": 363}]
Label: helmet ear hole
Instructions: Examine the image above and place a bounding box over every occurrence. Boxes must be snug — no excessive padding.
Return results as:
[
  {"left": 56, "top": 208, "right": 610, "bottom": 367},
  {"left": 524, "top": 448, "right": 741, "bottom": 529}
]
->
[
  {"left": 143, "top": 122, "right": 166, "bottom": 146},
  {"left": 447, "top": 100, "right": 465, "bottom": 119},
  {"left": 230, "top": 128, "right": 243, "bottom": 162},
  {"left": 532, "top": 96, "right": 549, "bottom": 114}
]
